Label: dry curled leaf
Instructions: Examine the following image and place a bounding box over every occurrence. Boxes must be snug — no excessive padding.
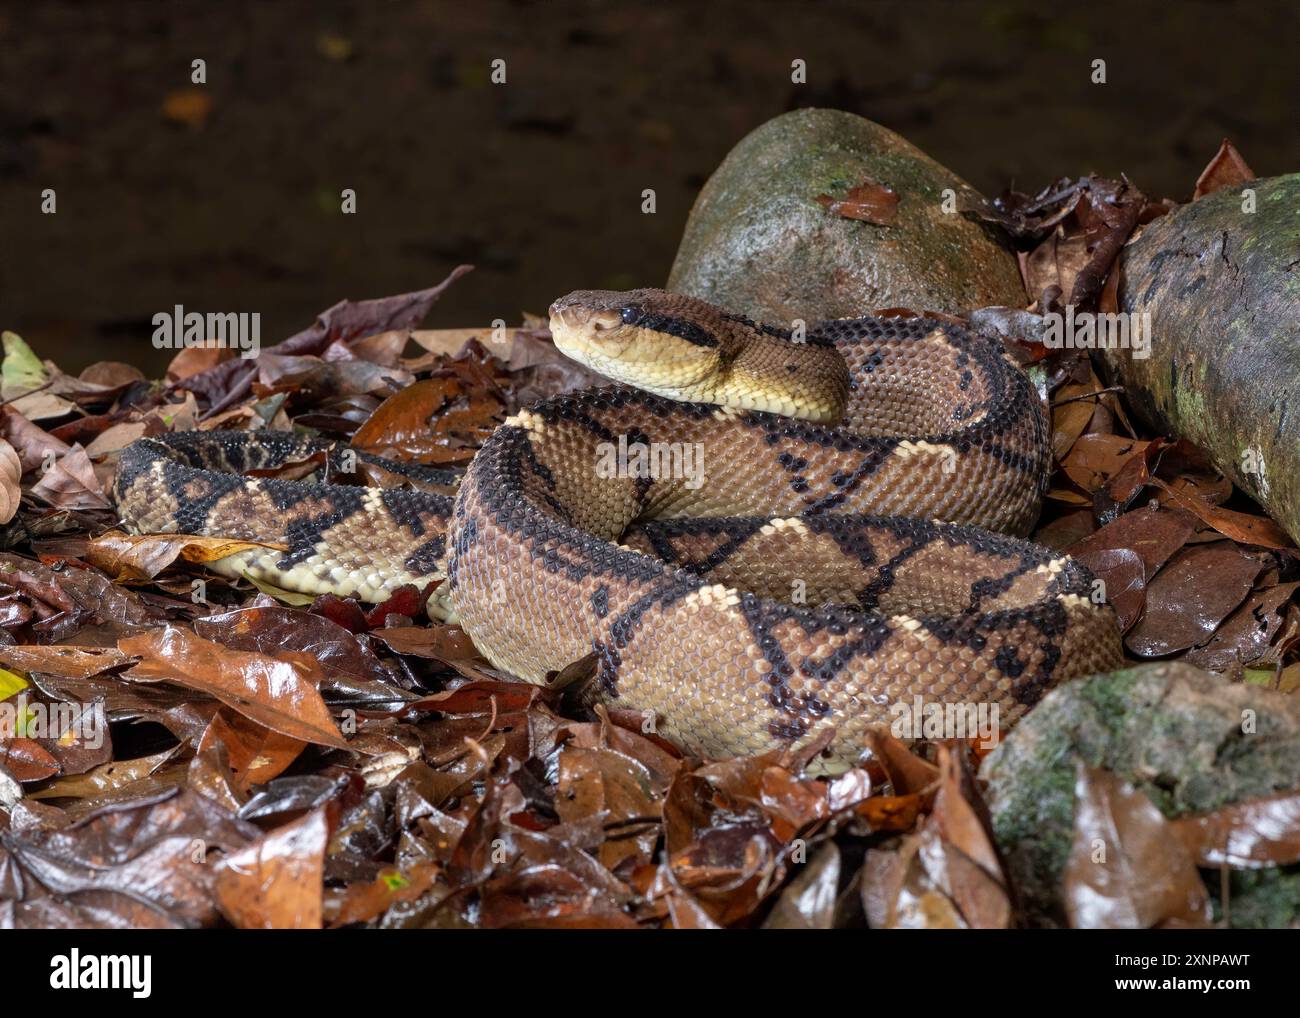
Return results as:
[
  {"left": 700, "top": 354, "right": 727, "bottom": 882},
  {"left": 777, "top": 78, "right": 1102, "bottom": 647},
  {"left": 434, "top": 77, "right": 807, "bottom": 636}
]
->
[
  {"left": 84, "top": 530, "right": 288, "bottom": 581},
  {"left": 1193, "top": 139, "right": 1256, "bottom": 200},
  {"left": 0, "top": 437, "right": 20, "bottom": 523}
]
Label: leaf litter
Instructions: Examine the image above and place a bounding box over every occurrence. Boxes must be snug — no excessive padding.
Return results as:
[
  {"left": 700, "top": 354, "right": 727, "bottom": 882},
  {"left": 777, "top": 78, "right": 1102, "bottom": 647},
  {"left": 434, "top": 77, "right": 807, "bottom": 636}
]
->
[{"left": 1, "top": 148, "right": 1299, "bottom": 929}]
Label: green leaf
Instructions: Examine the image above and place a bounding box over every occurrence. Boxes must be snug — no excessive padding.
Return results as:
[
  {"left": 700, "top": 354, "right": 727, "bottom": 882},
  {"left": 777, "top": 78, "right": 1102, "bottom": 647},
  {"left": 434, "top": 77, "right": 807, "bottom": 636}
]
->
[
  {"left": 1, "top": 331, "right": 49, "bottom": 393},
  {"left": 0, "top": 666, "right": 29, "bottom": 701},
  {"left": 380, "top": 870, "right": 411, "bottom": 892}
]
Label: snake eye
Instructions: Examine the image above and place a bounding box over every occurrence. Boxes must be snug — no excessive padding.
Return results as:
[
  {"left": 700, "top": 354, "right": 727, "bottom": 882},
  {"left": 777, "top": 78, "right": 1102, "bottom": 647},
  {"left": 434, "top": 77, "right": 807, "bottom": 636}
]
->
[{"left": 620, "top": 306, "right": 641, "bottom": 325}]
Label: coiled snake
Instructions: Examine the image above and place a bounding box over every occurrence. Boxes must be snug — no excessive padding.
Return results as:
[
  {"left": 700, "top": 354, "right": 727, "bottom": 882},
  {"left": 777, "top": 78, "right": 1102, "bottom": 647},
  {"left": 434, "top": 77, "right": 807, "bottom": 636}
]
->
[{"left": 115, "top": 289, "right": 1122, "bottom": 771}]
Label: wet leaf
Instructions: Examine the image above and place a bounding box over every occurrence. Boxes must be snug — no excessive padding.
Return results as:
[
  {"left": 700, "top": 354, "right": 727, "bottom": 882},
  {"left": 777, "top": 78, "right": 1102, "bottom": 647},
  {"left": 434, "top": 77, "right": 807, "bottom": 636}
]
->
[
  {"left": 216, "top": 804, "right": 336, "bottom": 929},
  {"left": 1125, "top": 544, "right": 1261, "bottom": 657},
  {"left": 762, "top": 843, "right": 840, "bottom": 929},
  {"left": 1068, "top": 505, "right": 1196, "bottom": 578},
  {"left": 0, "top": 738, "right": 61, "bottom": 782},
  {"left": 325, "top": 862, "right": 440, "bottom": 927},
  {"left": 1072, "top": 547, "right": 1144, "bottom": 631},
  {"left": 197, "top": 709, "right": 306, "bottom": 794},
  {"left": 1063, "top": 764, "right": 1210, "bottom": 929},
  {"left": 815, "top": 181, "right": 899, "bottom": 225},
  {"left": 194, "top": 604, "right": 393, "bottom": 689},
  {"left": 118, "top": 626, "right": 349, "bottom": 749},
  {"left": 1170, "top": 790, "right": 1300, "bottom": 868},
  {"left": 27, "top": 748, "right": 177, "bottom": 800},
  {"left": 1182, "top": 581, "right": 1299, "bottom": 673},
  {"left": 4, "top": 788, "right": 256, "bottom": 926}
]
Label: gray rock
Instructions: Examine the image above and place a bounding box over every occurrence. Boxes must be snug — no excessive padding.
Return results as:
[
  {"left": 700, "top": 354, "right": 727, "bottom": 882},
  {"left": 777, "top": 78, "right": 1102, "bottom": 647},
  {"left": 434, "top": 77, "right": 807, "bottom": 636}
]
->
[
  {"left": 667, "top": 109, "right": 1026, "bottom": 323},
  {"left": 980, "top": 662, "right": 1300, "bottom": 927}
]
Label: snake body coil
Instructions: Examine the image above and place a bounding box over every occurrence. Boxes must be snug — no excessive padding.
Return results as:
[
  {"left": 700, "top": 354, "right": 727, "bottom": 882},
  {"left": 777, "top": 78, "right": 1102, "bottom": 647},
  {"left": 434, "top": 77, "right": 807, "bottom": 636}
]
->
[{"left": 115, "top": 289, "right": 1122, "bottom": 771}]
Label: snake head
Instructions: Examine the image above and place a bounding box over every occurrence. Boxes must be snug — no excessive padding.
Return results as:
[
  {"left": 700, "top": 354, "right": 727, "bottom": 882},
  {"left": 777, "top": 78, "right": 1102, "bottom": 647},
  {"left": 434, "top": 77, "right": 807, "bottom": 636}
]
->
[
  {"left": 549, "top": 288, "right": 850, "bottom": 423},
  {"left": 549, "top": 288, "right": 728, "bottom": 397}
]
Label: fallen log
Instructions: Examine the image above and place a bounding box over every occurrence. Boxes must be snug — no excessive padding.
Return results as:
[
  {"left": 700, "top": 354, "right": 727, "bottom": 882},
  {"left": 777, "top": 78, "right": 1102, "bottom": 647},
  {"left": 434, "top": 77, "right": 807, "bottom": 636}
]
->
[{"left": 1099, "top": 173, "right": 1300, "bottom": 542}]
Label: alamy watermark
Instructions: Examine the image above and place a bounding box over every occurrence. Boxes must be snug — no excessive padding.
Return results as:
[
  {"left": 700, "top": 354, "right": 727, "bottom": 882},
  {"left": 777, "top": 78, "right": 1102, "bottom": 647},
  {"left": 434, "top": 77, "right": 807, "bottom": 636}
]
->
[
  {"left": 1042, "top": 305, "right": 1151, "bottom": 360},
  {"left": 151, "top": 304, "right": 261, "bottom": 358},
  {"left": 889, "top": 695, "right": 1000, "bottom": 752},
  {"left": 0, "top": 695, "right": 106, "bottom": 749},
  {"left": 595, "top": 435, "right": 705, "bottom": 490},
  {"left": 50, "top": 950, "right": 151, "bottom": 998}
]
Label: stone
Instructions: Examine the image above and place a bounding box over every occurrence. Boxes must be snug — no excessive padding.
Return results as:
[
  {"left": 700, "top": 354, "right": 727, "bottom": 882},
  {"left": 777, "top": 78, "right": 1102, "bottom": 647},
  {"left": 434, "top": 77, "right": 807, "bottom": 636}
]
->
[
  {"left": 668, "top": 108, "right": 1027, "bottom": 323},
  {"left": 980, "top": 662, "right": 1300, "bottom": 927}
]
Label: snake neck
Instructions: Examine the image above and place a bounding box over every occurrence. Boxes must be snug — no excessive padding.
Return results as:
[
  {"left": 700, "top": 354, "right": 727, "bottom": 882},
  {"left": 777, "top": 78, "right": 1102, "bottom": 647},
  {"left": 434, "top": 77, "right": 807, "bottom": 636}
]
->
[{"left": 711, "top": 331, "right": 851, "bottom": 422}]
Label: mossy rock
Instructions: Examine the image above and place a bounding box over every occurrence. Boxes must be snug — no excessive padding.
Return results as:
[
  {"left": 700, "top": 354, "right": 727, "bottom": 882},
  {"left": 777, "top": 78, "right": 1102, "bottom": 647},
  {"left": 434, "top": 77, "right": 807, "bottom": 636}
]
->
[
  {"left": 667, "top": 108, "right": 1026, "bottom": 322},
  {"left": 980, "top": 662, "right": 1300, "bottom": 927},
  {"left": 1102, "top": 174, "right": 1300, "bottom": 544}
]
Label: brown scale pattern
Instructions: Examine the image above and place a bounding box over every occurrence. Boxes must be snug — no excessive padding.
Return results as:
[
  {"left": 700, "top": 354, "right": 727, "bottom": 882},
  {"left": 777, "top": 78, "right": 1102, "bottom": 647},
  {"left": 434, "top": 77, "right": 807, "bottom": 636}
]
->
[{"left": 114, "top": 301, "right": 1122, "bottom": 773}]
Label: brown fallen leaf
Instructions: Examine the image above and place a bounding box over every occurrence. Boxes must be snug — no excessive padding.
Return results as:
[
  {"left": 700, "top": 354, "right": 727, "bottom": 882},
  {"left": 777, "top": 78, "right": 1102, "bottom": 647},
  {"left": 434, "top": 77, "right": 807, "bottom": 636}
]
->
[
  {"left": 83, "top": 530, "right": 287, "bottom": 582},
  {"left": 1072, "top": 546, "right": 1144, "bottom": 631},
  {"left": 0, "top": 738, "right": 61, "bottom": 782},
  {"left": 79, "top": 361, "right": 146, "bottom": 389},
  {"left": 1064, "top": 763, "right": 1210, "bottom": 929},
  {"left": 761, "top": 843, "right": 840, "bottom": 929},
  {"left": 0, "top": 644, "right": 130, "bottom": 679},
  {"left": 814, "top": 181, "right": 899, "bottom": 225},
  {"left": 1059, "top": 432, "right": 1150, "bottom": 494},
  {"left": 1025, "top": 226, "right": 1091, "bottom": 306},
  {"left": 350, "top": 373, "right": 502, "bottom": 466},
  {"left": 1182, "top": 581, "right": 1300, "bottom": 673},
  {"left": 0, "top": 438, "right": 20, "bottom": 524},
  {"left": 1068, "top": 505, "right": 1197, "bottom": 578},
  {"left": 5, "top": 788, "right": 257, "bottom": 926},
  {"left": 371, "top": 623, "right": 483, "bottom": 662},
  {"left": 1, "top": 404, "right": 72, "bottom": 472},
  {"left": 118, "top": 626, "right": 350, "bottom": 749},
  {"left": 1193, "top": 139, "right": 1256, "bottom": 200},
  {"left": 864, "top": 727, "right": 939, "bottom": 795},
  {"left": 1150, "top": 476, "right": 1292, "bottom": 549},
  {"left": 216, "top": 803, "right": 337, "bottom": 929},
  {"left": 860, "top": 826, "right": 991, "bottom": 929},
  {"left": 197, "top": 708, "right": 306, "bottom": 794},
  {"left": 1171, "top": 790, "right": 1300, "bottom": 868},
  {"left": 325, "top": 862, "right": 441, "bottom": 927},
  {"left": 83, "top": 421, "right": 150, "bottom": 458},
  {"left": 29, "top": 445, "right": 111, "bottom": 511},
  {"left": 556, "top": 744, "right": 661, "bottom": 872},
  {"left": 1051, "top": 377, "right": 1107, "bottom": 462},
  {"left": 26, "top": 747, "right": 178, "bottom": 800},
  {"left": 1124, "top": 544, "right": 1261, "bottom": 657}
]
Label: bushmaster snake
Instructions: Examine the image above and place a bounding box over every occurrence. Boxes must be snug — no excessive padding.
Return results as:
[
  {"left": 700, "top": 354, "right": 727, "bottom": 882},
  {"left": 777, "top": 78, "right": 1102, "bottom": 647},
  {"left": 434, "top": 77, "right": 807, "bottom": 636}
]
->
[{"left": 115, "top": 289, "right": 1123, "bottom": 771}]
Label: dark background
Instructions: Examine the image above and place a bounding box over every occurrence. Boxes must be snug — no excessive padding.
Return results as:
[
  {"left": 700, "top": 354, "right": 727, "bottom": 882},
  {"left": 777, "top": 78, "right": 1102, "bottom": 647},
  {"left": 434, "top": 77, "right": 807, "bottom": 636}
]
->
[{"left": 2, "top": 0, "right": 1296, "bottom": 373}]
